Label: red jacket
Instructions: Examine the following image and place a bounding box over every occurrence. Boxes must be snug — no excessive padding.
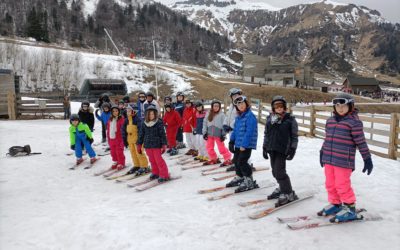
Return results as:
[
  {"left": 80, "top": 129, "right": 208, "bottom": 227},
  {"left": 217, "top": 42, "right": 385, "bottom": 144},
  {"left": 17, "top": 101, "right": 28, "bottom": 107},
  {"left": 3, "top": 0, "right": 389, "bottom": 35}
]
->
[
  {"left": 182, "top": 107, "right": 196, "bottom": 132},
  {"left": 163, "top": 110, "right": 182, "bottom": 130},
  {"left": 107, "top": 116, "right": 125, "bottom": 142}
]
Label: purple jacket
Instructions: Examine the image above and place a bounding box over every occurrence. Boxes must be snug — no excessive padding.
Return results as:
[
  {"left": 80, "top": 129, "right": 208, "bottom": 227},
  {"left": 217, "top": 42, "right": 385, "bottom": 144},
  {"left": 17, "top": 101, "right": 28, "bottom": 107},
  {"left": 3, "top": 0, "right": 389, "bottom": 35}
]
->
[{"left": 321, "top": 110, "right": 371, "bottom": 170}]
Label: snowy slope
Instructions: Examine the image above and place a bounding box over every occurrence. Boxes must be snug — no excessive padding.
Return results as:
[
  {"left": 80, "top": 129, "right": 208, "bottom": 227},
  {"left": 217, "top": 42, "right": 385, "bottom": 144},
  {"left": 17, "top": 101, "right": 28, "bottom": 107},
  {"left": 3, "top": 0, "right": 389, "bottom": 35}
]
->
[{"left": 0, "top": 110, "right": 399, "bottom": 249}]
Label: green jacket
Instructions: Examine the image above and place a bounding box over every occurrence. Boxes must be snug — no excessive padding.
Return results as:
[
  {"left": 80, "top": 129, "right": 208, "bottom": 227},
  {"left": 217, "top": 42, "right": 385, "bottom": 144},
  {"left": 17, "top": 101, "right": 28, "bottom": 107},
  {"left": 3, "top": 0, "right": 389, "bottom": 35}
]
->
[{"left": 69, "top": 122, "right": 93, "bottom": 146}]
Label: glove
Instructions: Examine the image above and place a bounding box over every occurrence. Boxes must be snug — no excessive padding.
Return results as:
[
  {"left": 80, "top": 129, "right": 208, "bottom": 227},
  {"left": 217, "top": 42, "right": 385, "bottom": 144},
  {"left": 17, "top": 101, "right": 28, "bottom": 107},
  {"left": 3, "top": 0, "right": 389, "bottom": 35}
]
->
[
  {"left": 228, "top": 141, "right": 235, "bottom": 153},
  {"left": 320, "top": 150, "right": 324, "bottom": 168},
  {"left": 70, "top": 145, "right": 75, "bottom": 151},
  {"left": 286, "top": 148, "right": 296, "bottom": 160},
  {"left": 220, "top": 135, "right": 226, "bottom": 142},
  {"left": 137, "top": 144, "right": 142, "bottom": 154},
  {"left": 193, "top": 130, "right": 197, "bottom": 135},
  {"left": 223, "top": 125, "right": 232, "bottom": 133},
  {"left": 262, "top": 146, "right": 268, "bottom": 160},
  {"left": 88, "top": 138, "right": 94, "bottom": 145},
  {"left": 161, "top": 145, "right": 167, "bottom": 154},
  {"left": 362, "top": 157, "right": 373, "bottom": 175},
  {"left": 203, "top": 133, "right": 208, "bottom": 141}
]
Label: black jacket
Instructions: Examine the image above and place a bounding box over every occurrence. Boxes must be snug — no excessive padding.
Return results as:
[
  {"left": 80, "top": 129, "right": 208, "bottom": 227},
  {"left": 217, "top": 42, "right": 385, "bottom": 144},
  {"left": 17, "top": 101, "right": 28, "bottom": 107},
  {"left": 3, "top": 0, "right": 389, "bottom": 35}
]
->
[
  {"left": 78, "top": 107, "right": 95, "bottom": 131},
  {"left": 263, "top": 113, "right": 298, "bottom": 155},
  {"left": 137, "top": 119, "right": 167, "bottom": 148}
]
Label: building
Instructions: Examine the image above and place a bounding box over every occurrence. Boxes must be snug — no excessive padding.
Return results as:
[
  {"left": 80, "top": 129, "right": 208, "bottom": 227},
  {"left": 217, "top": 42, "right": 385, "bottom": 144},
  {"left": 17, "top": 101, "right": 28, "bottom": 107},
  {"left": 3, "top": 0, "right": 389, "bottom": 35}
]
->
[
  {"left": 79, "top": 79, "right": 127, "bottom": 100},
  {"left": 0, "top": 69, "right": 16, "bottom": 117},
  {"left": 242, "top": 54, "right": 314, "bottom": 87},
  {"left": 342, "top": 76, "right": 381, "bottom": 95}
]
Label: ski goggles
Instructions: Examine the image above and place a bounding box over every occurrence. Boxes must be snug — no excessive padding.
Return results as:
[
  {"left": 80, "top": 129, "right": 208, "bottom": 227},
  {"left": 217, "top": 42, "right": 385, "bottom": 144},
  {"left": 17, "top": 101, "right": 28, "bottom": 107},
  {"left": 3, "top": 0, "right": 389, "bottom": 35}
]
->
[
  {"left": 139, "top": 95, "right": 146, "bottom": 99},
  {"left": 273, "top": 102, "right": 285, "bottom": 109},
  {"left": 233, "top": 96, "right": 247, "bottom": 105},
  {"left": 332, "top": 98, "right": 351, "bottom": 106}
]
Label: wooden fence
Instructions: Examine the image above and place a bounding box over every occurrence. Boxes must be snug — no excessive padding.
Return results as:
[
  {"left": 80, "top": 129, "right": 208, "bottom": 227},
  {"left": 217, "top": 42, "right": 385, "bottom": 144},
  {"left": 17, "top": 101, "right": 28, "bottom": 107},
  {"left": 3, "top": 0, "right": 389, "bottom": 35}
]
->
[{"left": 249, "top": 98, "right": 400, "bottom": 160}]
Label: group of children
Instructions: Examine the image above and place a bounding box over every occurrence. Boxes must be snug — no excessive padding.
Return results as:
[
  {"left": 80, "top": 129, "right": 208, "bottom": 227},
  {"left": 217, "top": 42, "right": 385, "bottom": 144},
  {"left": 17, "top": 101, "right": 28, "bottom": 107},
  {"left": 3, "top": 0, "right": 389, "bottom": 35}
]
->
[{"left": 68, "top": 89, "right": 374, "bottom": 222}]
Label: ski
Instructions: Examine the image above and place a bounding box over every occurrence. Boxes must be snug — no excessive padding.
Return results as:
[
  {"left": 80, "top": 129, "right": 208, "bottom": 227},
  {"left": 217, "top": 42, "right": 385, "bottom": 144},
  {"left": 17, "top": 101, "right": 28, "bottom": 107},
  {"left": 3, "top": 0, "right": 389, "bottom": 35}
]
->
[
  {"left": 287, "top": 212, "right": 383, "bottom": 230},
  {"left": 97, "top": 152, "right": 110, "bottom": 156},
  {"left": 69, "top": 158, "right": 86, "bottom": 170},
  {"left": 127, "top": 178, "right": 154, "bottom": 188},
  {"left": 116, "top": 172, "right": 150, "bottom": 182},
  {"left": 135, "top": 176, "right": 182, "bottom": 192},
  {"left": 248, "top": 191, "right": 315, "bottom": 219},
  {"left": 103, "top": 167, "right": 127, "bottom": 178},
  {"left": 198, "top": 185, "right": 229, "bottom": 194},
  {"left": 201, "top": 165, "right": 221, "bottom": 173},
  {"left": 106, "top": 170, "right": 130, "bottom": 180},
  {"left": 93, "top": 167, "right": 114, "bottom": 176},
  {"left": 212, "top": 173, "right": 236, "bottom": 181},
  {"left": 83, "top": 157, "right": 101, "bottom": 169},
  {"left": 277, "top": 208, "right": 367, "bottom": 223},
  {"left": 202, "top": 167, "right": 269, "bottom": 176},
  {"left": 169, "top": 154, "right": 189, "bottom": 160},
  {"left": 207, "top": 181, "right": 275, "bottom": 201},
  {"left": 238, "top": 198, "right": 269, "bottom": 207},
  {"left": 181, "top": 162, "right": 220, "bottom": 171}
]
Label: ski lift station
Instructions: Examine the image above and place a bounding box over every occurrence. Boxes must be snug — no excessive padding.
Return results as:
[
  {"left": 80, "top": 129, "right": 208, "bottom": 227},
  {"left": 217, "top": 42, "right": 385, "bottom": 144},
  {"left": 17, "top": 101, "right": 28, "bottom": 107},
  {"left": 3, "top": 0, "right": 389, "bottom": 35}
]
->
[{"left": 79, "top": 79, "right": 127, "bottom": 100}]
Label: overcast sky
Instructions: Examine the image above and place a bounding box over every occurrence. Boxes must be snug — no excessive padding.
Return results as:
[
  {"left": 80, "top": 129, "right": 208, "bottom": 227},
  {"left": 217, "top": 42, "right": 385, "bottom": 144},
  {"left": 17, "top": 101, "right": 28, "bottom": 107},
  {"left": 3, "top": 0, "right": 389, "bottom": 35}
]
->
[{"left": 253, "top": 0, "right": 400, "bottom": 23}]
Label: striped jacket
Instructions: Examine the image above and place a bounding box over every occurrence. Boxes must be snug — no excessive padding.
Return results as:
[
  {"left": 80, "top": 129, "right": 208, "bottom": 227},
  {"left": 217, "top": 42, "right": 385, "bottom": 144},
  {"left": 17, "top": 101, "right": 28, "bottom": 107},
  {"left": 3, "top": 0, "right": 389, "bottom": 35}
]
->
[
  {"left": 230, "top": 108, "right": 258, "bottom": 149},
  {"left": 321, "top": 110, "right": 371, "bottom": 170}
]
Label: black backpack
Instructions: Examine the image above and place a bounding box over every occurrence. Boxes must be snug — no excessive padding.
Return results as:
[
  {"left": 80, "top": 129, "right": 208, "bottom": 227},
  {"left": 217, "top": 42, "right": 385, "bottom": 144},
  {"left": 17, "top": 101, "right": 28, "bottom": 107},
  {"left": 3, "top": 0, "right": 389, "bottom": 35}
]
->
[{"left": 6, "top": 145, "right": 41, "bottom": 157}]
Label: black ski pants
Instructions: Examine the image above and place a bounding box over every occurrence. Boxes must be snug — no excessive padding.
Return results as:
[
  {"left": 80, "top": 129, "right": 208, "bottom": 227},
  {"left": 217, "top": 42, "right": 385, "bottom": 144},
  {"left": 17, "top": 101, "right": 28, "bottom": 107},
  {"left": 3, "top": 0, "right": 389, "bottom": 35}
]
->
[
  {"left": 269, "top": 151, "right": 293, "bottom": 194},
  {"left": 233, "top": 148, "right": 253, "bottom": 177},
  {"left": 101, "top": 122, "right": 106, "bottom": 141}
]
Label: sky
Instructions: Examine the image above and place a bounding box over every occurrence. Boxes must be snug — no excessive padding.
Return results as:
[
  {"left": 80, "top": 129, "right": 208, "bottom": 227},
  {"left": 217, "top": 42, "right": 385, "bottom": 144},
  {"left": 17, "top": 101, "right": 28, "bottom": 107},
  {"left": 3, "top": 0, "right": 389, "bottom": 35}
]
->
[{"left": 253, "top": 0, "right": 400, "bottom": 23}]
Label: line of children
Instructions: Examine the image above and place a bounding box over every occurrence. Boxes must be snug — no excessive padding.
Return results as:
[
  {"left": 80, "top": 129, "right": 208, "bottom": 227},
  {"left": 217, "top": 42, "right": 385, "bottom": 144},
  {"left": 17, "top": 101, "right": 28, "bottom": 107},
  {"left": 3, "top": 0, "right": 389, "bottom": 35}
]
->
[
  {"left": 193, "top": 101, "right": 209, "bottom": 162},
  {"left": 107, "top": 105, "right": 126, "bottom": 170},
  {"left": 138, "top": 105, "right": 170, "bottom": 183},
  {"left": 163, "top": 103, "right": 182, "bottom": 156},
  {"left": 202, "top": 99, "right": 232, "bottom": 166},
  {"left": 122, "top": 104, "right": 150, "bottom": 176},
  {"left": 182, "top": 99, "right": 197, "bottom": 156}
]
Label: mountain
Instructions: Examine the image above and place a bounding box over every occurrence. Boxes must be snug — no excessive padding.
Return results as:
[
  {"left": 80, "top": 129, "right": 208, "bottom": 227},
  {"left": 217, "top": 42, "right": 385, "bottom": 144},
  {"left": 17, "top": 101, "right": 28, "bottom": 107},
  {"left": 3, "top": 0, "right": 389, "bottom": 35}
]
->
[
  {"left": 163, "top": 0, "right": 400, "bottom": 76},
  {"left": 0, "top": 0, "right": 229, "bottom": 66}
]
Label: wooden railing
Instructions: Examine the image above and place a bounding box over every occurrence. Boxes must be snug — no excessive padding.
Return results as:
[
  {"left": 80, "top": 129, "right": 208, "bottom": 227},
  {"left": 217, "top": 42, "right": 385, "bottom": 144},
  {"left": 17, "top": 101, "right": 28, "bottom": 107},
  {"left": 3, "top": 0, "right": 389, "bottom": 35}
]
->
[{"left": 249, "top": 98, "right": 400, "bottom": 160}]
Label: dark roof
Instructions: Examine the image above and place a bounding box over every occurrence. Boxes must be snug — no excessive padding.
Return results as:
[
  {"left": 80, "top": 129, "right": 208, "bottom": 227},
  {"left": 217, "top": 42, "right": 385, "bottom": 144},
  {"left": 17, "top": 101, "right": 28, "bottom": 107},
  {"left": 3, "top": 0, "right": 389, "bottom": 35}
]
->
[
  {"left": 87, "top": 79, "right": 125, "bottom": 85},
  {"left": 0, "top": 69, "right": 12, "bottom": 74},
  {"left": 346, "top": 76, "right": 378, "bottom": 86}
]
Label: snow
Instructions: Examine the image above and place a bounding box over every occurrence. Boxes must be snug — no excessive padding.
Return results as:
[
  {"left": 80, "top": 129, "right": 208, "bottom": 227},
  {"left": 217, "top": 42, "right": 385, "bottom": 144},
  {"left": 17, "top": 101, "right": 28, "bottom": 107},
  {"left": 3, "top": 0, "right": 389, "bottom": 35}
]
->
[{"left": 1, "top": 111, "right": 400, "bottom": 249}]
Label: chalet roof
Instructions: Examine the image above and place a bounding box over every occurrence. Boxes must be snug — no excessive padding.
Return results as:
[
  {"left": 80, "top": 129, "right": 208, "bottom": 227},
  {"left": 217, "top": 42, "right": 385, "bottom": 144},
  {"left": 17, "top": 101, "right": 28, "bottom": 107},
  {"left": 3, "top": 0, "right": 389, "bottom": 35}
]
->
[
  {"left": 346, "top": 76, "right": 378, "bottom": 86},
  {"left": 87, "top": 79, "right": 125, "bottom": 85}
]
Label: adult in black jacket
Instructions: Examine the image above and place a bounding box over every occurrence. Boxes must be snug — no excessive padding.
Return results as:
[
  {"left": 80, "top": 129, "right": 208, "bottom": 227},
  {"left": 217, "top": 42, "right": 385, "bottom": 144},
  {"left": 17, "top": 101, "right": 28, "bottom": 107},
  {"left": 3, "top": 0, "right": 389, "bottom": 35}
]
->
[
  {"left": 263, "top": 96, "right": 298, "bottom": 207},
  {"left": 78, "top": 101, "right": 95, "bottom": 132}
]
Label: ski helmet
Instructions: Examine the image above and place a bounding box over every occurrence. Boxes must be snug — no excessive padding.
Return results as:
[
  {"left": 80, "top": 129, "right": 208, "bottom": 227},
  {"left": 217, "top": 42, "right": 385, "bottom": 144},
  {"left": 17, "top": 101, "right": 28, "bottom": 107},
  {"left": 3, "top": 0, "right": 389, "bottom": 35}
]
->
[
  {"left": 81, "top": 100, "right": 90, "bottom": 108},
  {"left": 164, "top": 96, "right": 172, "bottom": 102},
  {"left": 101, "top": 102, "right": 111, "bottom": 110},
  {"left": 123, "top": 95, "right": 130, "bottom": 103},
  {"left": 101, "top": 93, "right": 110, "bottom": 102},
  {"left": 164, "top": 103, "right": 173, "bottom": 109},
  {"left": 176, "top": 92, "right": 185, "bottom": 97},
  {"left": 229, "top": 88, "right": 242, "bottom": 97},
  {"left": 332, "top": 93, "right": 355, "bottom": 113},
  {"left": 211, "top": 99, "right": 222, "bottom": 107},
  {"left": 194, "top": 101, "right": 203, "bottom": 107},
  {"left": 271, "top": 95, "right": 287, "bottom": 112},
  {"left": 69, "top": 114, "right": 80, "bottom": 124},
  {"left": 146, "top": 91, "right": 155, "bottom": 99},
  {"left": 145, "top": 104, "right": 158, "bottom": 114},
  {"left": 126, "top": 103, "right": 138, "bottom": 113}
]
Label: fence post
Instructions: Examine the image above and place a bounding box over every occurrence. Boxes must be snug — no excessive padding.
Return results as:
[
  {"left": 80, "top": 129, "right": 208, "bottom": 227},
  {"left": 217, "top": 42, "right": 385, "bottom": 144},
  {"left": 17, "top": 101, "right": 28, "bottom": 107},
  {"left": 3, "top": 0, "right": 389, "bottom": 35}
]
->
[
  {"left": 7, "top": 91, "right": 16, "bottom": 120},
  {"left": 257, "top": 100, "right": 262, "bottom": 122},
  {"left": 287, "top": 103, "right": 292, "bottom": 114},
  {"left": 309, "top": 105, "right": 316, "bottom": 137},
  {"left": 388, "top": 113, "right": 399, "bottom": 160}
]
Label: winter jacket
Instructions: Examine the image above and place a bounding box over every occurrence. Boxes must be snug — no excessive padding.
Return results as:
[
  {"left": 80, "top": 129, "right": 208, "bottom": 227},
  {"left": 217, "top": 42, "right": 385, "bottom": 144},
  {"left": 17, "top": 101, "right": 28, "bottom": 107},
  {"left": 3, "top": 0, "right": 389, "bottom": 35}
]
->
[
  {"left": 122, "top": 114, "right": 141, "bottom": 146},
  {"left": 63, "top": 99, "right": 70, "bottom": 108},
  {"left": 174, "top": 101, "right": 185, "bottom": 117},
  {"left": 263, "top": 112, "right": 298, "bottom": 155},
  {"left": 202, "top": 111, "right": 226, "bottom": 137},
  {"left": 195, "top": 111, "right": 207, "bottom": 135},
  {"left": 69, "top": 122, "right": 93, "bottom": 146},
  {"left": 321, "top": 110, "right": 371, "bottom": 170},
  {"left": 106, "top": 116, "right": 125, "bottom": 142},
  {"left": 223, "top": 103, "right": 238, "bottom": 129},
  {"left": 138, "top": 119, "right": 167, "bottom": 148},
  {"left": 182, "top": 107, "right": 197, "bottom": 132},
  {"left": 95, "top": 109, "right": 111, "bottom": 126},
  {"left": 230, "top": 108, "right": 258, "bottom": 149},
  {"left": 78, "top": 107, "right": 95, "bottom": 131},
  {"left": 163, "top": 110, "right": 182, "bottom": 130},
  {"left": 137, "top": 100, "right": 146, "bottom": 121}
]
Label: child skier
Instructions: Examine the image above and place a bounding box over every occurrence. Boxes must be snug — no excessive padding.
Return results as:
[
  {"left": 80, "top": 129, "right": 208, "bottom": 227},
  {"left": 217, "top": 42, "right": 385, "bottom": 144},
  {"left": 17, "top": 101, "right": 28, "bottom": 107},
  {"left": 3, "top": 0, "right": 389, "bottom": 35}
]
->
[
  {"left": 122, "top": 104, "right": 150, "bottom": 176},
  {"left": 193, "top": 101, "right": 209, "bottom": 162},
  {"left": 174, "top": 92, "right": 186, "bottom": 149},
  {"left": 163, "top": 103, "right": 182, "bottom": 156},
  {"left": 319, "top": 93, "right": 373, "bottom": 223},
  {"left": 182, "top": 99, "right": 197, "bottom": 156},
  {"left": 263, "top": 96, "right": 298, "bottom": 207},
  {"left": 227, "top": 96, "right": 258, "bottom": 192},
  {"left": 95, "top": 94, "right": 112, "bottom": 143},
  {"left": 69, "top": 114, "right": 97, "bottom": 165},
  {"left": 95, "top": 102, "right": 111, "bottom": 139},
  {"left": 202, "top": 99, "right": 232, "bottom": 166},
  {"left": 137, "top": 105, "right": 170, "bottom": 183},
  {"left": 107, "top": 105, "right": 126, "bottom": 170},
  {"left": 78, "top": 101, "right": 95, "bottom": 132}
]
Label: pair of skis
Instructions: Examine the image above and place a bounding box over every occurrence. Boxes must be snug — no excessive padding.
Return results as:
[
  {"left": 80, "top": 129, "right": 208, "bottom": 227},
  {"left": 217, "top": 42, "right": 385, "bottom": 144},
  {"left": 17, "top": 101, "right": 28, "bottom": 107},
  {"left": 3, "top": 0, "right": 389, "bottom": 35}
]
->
[
  {"left": 69, "top": 157, "right": 100, "bottom": 170},
  {"left": 202, "top": 167, "right": 270, "bottom": 176},
  {"left": 126, "top": 175, "right": 182, "bottom": 191}
]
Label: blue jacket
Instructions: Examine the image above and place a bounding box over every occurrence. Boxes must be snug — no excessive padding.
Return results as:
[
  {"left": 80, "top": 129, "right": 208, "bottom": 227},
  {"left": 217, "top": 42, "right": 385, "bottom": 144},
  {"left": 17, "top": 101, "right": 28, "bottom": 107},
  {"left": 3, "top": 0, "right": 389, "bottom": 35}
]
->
[
  {"left": 230, "top": 108, "right": 258, "bottom": 149},
  {"left": 95, "top": 109, "right": 111, "bottom": 126},
  {"left": 174, "top": 101, "right": 184, "bottom": 117}
]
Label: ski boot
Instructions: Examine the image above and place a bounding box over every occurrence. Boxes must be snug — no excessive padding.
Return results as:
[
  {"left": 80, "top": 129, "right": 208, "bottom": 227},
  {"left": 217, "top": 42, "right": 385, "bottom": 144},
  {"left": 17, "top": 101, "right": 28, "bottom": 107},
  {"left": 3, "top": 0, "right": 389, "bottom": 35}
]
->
[
  {"left": 111, "top": 162, "right": 118, "bottom": 170},
  {"left": 275, "top": 191, "right": 299, "bottom": 207},
  {"left": 185, "top": 149, "right": 194, "bottom": 155},
  {"left": 203, "top": 159, "right": 221, "bottom": 166},
  {"left": 135, "top": 167, "right": 151, "bottom": 176},
  {"left": 225, "top": 176, "right": 244, "bottom": 187},
  {"left": 235, "top": 176, "right": 259, "bottom": 193},
  {"left": 191, "top": 150, "right": 198, "bottom": 157},
  {"left": 90, "top": 157, "right": 98, "bottom": 164},
  {"left": 194, "top": 155, "right": 202, "bottom": 161},
  {"left": 169, "top": 147, "right": 178, "bottom": 156},
  {"left": 76, "top": 158, "right": 84, "bottom": 165},
  {"left": 200, "top": 156, "right": 209, "bottom": 162},
  {"left": 149, "top": 173, "right": 159, "bottom": 180},
  {"left": 158, "top": 176, "right": 170, "bottom": 183},
  {"left": 176, "top": 142, "right": 186, "bottom": 149},
  {"left": 101, "top": 138, "right": 106, "bottom": 143},
  {"left": 329, "top": 203, "right": 359, "bottom": 223},
  {"left": 116, "top": 164, "right": 126, "bottom": 171},
  {"left": 317, "top": 203, "right": 343, "bottom": 216},
  {"left": 220, "top": 159, "right": 233, "bottom": 167},
  {"left": 226, "top": 165, "right": 236, "bottom": 172},
  {"left": 267, "top": 188, "right": 281, "bottom": 200},
  {"left": 126, "top": 166, "right": 141, "bottom": 175}
]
